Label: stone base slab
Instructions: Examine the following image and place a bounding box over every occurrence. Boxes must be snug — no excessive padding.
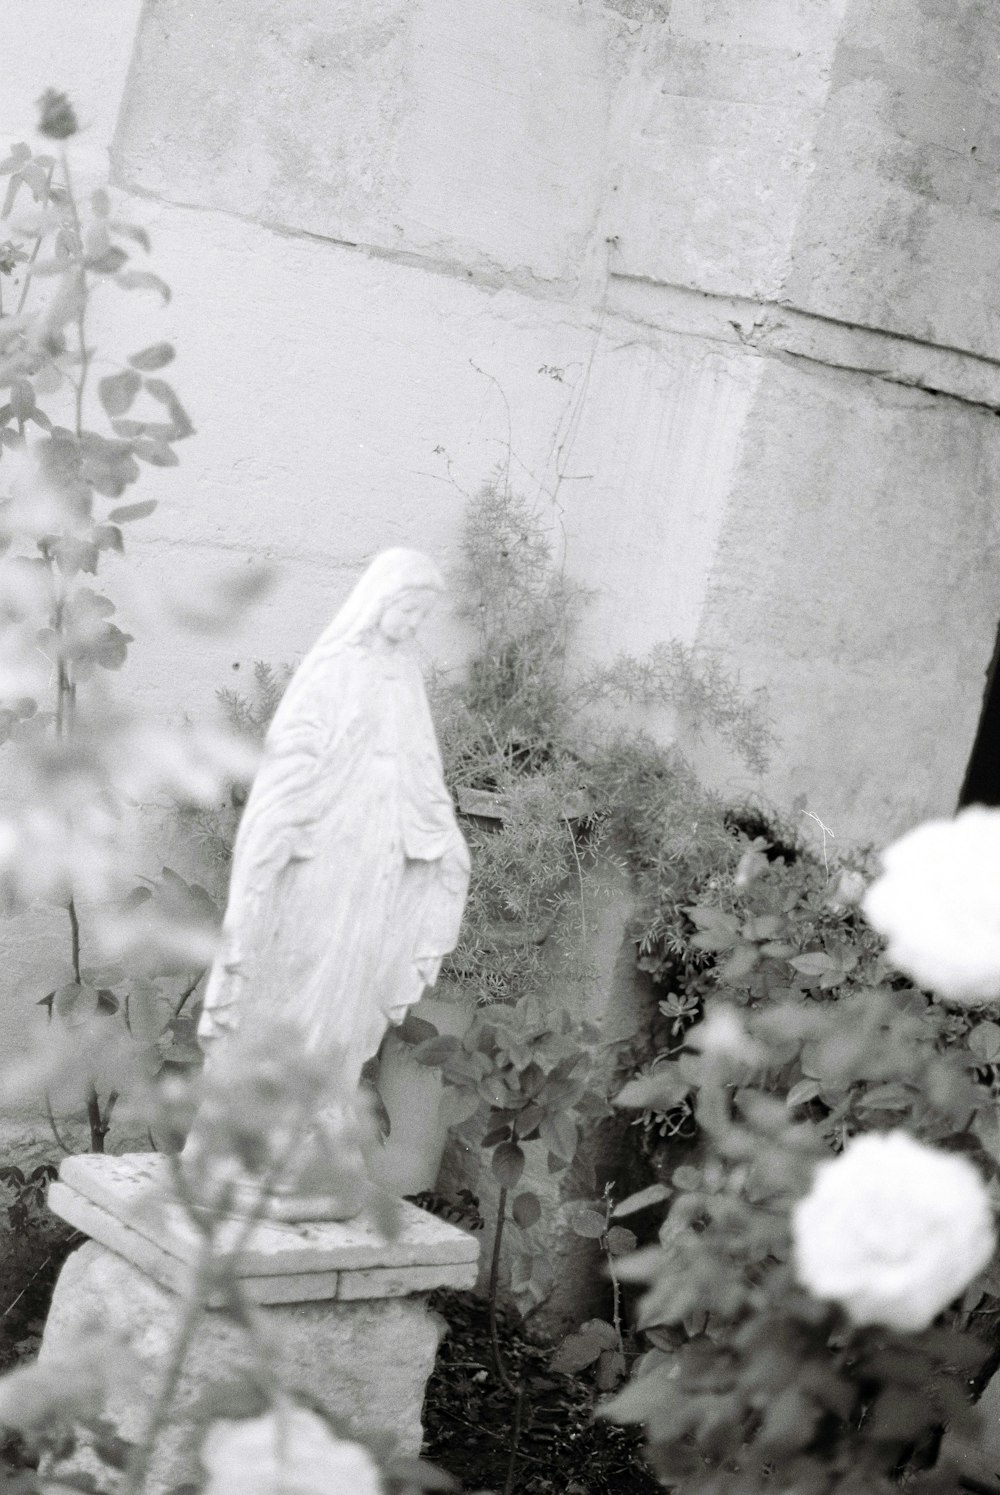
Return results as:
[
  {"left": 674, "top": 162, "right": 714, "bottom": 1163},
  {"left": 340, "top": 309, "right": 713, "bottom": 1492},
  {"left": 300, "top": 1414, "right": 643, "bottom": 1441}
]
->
[
  {"left": 50, "top": 1152, "right": 478, "bottom": 1305},
  {"left": 39, "top": 1152, "right": 479, "bottom": 1492}
]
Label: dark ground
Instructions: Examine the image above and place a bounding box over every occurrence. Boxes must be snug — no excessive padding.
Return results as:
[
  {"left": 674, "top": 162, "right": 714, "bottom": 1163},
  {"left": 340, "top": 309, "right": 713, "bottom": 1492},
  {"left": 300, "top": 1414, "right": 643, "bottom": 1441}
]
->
[{"left": 422, "top": 1289, "right": 661, "bottom": 1495}]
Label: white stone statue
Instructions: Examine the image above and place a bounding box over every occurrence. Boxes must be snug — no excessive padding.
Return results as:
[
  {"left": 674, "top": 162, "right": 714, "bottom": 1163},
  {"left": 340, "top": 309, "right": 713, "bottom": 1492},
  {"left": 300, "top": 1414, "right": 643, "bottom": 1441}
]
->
[{"left": 190, "top": 548, "right": 470, "bottom": 1215}]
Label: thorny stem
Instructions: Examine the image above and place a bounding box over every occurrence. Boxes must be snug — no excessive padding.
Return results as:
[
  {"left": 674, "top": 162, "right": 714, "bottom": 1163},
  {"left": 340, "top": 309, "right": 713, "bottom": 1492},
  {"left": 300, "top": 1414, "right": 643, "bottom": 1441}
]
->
[
  {"left": 100, "top": 1090, "right": 118, "bottom": 1135},
  {"left": 85, "top": 1090, "right": 104, "bottom": 1154},
  {"left": 67, "top": 893, "right": 106, "bottom": 1153},
  {"left": 606, "top": 1238, "right": 624, "bottom": 1356}
]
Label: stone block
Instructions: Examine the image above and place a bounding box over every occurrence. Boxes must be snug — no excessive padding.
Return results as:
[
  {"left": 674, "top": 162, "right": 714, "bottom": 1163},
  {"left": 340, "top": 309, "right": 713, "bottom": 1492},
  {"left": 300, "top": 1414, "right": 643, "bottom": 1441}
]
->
[
  {"left": 112, "top": 0, "right": 627, "bottom": 285},
  {"left": 786, "top": 0, "right": 1000, "bottom": 355},
  {"left": 610, "top": 0, "right": 848, "bottom": 297},
  {"left": 40, "top": 1242, "right": 443, "bottom": 1494},
  {"left": 687, "top": 354, "right": 1000, "bottom": 843}
]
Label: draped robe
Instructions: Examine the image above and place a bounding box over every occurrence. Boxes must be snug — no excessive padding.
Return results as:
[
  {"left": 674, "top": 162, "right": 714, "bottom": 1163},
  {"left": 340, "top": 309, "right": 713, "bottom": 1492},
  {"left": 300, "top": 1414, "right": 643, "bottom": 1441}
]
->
[{"left": 197, "top": 551, "right": 470, "bottom": 1109}]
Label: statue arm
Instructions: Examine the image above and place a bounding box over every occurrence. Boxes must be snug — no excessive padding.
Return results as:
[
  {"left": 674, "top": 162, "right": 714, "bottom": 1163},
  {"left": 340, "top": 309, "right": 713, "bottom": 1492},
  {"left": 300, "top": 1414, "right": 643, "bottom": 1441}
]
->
[
  {"left": 220, "top": 714, "right": 336, "bottom": 951},
  {"left": 412, "top": 828, "right": 471, "bottom": 983},
  {"left": 198, "top": 711, "right": 358, "bottom": 1043}
]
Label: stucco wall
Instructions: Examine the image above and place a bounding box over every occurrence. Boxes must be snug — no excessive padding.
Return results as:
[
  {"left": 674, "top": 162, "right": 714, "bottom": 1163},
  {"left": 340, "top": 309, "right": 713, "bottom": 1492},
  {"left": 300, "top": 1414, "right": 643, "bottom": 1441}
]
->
[{"left": 3, "top": 0, "right": 1000, "bottom": 1086}]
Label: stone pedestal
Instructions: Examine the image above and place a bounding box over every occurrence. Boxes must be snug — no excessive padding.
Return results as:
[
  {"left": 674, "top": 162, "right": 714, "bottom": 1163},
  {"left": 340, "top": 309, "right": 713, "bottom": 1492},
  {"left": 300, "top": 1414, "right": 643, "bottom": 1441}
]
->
[{"left": 41, "top": 1153, "right": 478, "bottom": 1494}]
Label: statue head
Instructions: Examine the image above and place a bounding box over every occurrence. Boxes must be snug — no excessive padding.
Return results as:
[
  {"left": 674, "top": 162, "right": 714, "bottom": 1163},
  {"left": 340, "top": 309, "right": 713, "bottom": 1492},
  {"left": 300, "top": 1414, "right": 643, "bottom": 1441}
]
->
[
  {"left": 273, "top": 550, "right": 447, "bottom": 723},
  {"left": 378, "top": 588, "right": 438, "bottom": 643},
  {"left": 330, "top": 549, "right": 445, "bottom": 647}
]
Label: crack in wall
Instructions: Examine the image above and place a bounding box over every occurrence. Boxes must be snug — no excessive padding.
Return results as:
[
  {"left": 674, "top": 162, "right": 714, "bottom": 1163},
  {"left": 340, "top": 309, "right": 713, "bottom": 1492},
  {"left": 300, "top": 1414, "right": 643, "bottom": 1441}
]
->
[
  {"left": 607, "top": 274, "right": 1000, "bottom": 414},
  {"left": 766, "top": 345, "right": 1000, "bottom": 416},
  {"left": 108, "top": 171, "right": 1000, "bottom": 417}
]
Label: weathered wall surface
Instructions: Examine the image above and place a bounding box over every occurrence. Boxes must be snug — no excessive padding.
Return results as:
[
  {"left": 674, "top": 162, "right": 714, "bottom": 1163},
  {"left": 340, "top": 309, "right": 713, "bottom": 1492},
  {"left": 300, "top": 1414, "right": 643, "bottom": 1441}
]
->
[{"left": 2, "top": 0, "right": 1000, "bottom": 1084}]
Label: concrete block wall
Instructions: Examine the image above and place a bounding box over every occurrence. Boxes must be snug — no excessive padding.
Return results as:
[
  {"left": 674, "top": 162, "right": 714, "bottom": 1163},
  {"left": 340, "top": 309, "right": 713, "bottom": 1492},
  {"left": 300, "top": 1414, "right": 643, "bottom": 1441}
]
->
[{"left": 2, "top": 0, "right": 1000, "bottom": 1085}]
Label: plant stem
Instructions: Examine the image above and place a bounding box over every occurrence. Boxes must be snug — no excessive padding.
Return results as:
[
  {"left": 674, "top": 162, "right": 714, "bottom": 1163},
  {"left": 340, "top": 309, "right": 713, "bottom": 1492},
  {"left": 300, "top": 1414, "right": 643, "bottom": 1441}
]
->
[
  {"left": 174, "top": 973, "right": 204, "bottom": 1016},
  {"left": 43, "top": 1091, "right": 72, "bottom": 1155},
  {"left": 502, "top": 1383, "right": 525, "bottom": 1495},
  {"left": 73, "top": 287, "right": 88, "bottom": 437},
  {"left": 487, "top": 1184, "right": 513, "bottom": 1392},
  {"left": 486, "top": 1184, "right": 525, "bottom": 1495},
  {"left": 602, "top": 1187, "right": 625, "bottom": 1356},
  {"left": 67, "top": 896, "right": 81, "bottom": 982},
  {"left": 123, "top": 1123, "right": 312, "bottom": 1493},
  {"left": 58, "top": 150, "right": 89, "bottom": 436},
  {"left": 66, "top": 895, "right": 105, "bottom": 1153},
  {"left": 55, "top": 559, "right": 107, "bottom": 1153},
  {"left": 607, "top": 1245, "right": 624, "bottom": 1355},
  {"left": 101, "top": 1090, "right": 118, "bottom": 1134},
  {"left": 565, "top": 813, "right": 587, "bottom": 951},
  {"left": 120, "top": 1233, "right": 215, "bottom": 1495},
  {"left": 85, "top": 1091, "right": 104, "bottom": 1153},
  {"left": 14, "top": 163, "right": 55, "bottom": 317}
]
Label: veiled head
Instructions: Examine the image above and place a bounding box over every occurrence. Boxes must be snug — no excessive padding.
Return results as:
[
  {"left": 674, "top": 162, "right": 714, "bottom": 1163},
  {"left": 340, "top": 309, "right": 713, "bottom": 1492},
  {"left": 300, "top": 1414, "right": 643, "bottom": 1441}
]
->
[{"left": 333, "top": 549, "right": 445, "bottom": 644}]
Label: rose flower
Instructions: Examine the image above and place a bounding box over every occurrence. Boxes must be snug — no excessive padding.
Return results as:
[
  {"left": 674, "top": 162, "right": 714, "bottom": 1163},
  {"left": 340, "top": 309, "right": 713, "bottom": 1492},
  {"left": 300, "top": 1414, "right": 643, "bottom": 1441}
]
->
[
  {"left": 792, "top": 1130, "right": 995, "bottom": 1333},
  {"left": 863, "top": 807, "right": 1000, "bottom": 1005}
]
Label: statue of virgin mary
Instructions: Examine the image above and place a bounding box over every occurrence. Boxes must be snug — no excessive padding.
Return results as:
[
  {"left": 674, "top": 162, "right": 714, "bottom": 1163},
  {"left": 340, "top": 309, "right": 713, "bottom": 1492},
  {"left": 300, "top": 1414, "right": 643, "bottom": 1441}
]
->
[{"left": 192, "top": 549, "right": 470, "bottom": 1214}]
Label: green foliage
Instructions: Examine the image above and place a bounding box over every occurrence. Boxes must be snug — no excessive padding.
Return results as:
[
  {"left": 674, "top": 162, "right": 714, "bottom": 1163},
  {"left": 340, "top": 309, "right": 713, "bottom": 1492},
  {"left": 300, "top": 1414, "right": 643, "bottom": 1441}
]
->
[
  {"left": 551, "top": 1186, "right": 639, "bottom": 1392},
  {"left": 0, "top": 122, "right": 281, "bottom": 1153},
  {"left": 216, "top": 661, "right": 291, "bottom": 745},
  {"left": 407, "top": 1001, "right": 609, "bottom": 1311},
  {"left": 177, "top": 662, "right": 294, "bottom": 894},
  {"left": 448, "top": 482, "right": 587, "bottom": 774},
  {"left": 0, "top": 127, "right": 222, "bottom": 1151},
  {"left": 0, "top": 1163, "right": 77, "bottom": 1373},
  {"left": 435, "top": 482, "right": 774, "bottom": 1007},
  {"left": 442, "top": 763, "right": 588, "bottom": 1006}
]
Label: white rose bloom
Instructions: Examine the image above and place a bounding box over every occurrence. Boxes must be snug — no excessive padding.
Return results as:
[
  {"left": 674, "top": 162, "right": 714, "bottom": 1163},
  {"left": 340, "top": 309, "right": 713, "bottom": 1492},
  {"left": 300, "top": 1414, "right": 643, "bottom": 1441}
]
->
[
  {"left": 792, "top": 1131, "right": 996, "bottom": 1333},
  {"left": 201, "top": 1405, "right": 384, "bottom": 1495},
  {"left": 862, "top": 807, "right": 1000, "bottom": 1004}
]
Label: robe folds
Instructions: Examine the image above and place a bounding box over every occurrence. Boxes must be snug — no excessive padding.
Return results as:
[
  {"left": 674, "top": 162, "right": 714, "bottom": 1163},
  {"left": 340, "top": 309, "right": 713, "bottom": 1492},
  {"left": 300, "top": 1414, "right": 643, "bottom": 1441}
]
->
[{"left": 197, "top": 550, "right": 470, "bottom": 1099}]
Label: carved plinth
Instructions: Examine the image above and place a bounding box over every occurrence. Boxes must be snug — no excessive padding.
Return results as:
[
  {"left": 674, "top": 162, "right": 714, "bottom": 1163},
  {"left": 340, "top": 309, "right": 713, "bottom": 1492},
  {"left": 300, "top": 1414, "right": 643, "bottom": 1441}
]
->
[{"left": 41, "top": 1153, "right": 478, "bottom": 1494}]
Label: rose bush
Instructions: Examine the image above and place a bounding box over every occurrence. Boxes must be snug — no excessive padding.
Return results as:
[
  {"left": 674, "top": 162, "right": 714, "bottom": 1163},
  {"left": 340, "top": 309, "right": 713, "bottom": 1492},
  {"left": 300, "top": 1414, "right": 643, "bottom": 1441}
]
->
[
  {"left": 607, "top": 814, "right": 1000, "bottom": 1493},
  {"left": 792, "top": 1130, "right": 996, "bottom": 1332},
  {"left": 863, "top": 807, "right": 1000, "bottom": 1004}
]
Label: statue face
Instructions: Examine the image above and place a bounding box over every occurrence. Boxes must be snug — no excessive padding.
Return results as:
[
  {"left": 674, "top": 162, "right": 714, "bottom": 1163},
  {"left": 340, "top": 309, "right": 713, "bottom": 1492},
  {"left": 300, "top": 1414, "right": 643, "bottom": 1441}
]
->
[{"left": 378, "top": 587, "right": 436, "bottom": 643}]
